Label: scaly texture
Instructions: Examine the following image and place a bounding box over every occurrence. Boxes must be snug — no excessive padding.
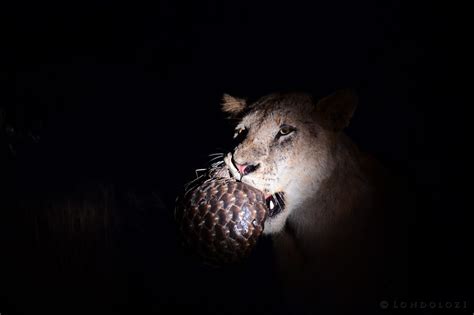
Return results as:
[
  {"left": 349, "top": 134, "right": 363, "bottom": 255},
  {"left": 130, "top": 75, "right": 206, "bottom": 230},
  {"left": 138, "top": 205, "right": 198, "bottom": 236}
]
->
[{"left": 175, "top": 177, "right": 267, "bottom": 265}]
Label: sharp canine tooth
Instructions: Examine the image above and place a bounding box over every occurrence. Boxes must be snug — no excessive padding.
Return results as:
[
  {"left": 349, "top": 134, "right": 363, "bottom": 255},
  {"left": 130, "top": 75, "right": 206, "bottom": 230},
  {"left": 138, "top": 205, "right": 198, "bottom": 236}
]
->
[{"left": 269, "top": 200, "right": 274, "bottom": 210}]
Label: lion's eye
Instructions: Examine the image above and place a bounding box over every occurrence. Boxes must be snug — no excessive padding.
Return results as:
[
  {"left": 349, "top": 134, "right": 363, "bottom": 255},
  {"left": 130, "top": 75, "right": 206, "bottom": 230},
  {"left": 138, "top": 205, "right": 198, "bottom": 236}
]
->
[{"left": 277, "top": 125, "right": 296, "bottom": 138}]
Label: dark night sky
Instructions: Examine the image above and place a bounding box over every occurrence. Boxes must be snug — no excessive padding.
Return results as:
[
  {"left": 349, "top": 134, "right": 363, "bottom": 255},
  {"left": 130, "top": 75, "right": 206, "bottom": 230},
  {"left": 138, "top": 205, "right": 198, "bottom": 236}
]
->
[
  {"left": 0, "top": 1, "right": 471, "bottom": 315},
  {"left": 2, "top": 1, "right": 438, "bottom": 186}
]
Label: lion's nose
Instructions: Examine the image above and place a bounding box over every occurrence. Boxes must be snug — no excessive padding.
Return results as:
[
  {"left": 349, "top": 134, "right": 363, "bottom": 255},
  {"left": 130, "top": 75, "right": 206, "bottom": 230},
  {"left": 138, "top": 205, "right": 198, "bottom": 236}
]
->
[{"left": 234, "top": 161, "right": 260, "bottom": 176}]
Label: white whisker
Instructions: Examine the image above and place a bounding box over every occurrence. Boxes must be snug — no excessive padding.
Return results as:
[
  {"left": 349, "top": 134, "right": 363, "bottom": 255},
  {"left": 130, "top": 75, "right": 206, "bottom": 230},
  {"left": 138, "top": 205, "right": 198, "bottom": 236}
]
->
[
  {"left": 208, "top": 155, "right": 224, "bottom": 163},
  {"left": 195, "top": 168, "right": 207, "bottom": 178},
  {"left": 184, "top": 174, "right": 205, "bottom": 192},
  {"left": 211, "top": 160, "right": 224, "bottom": 167},
  {"left": 208, "top": 153, "right": 224, "bottom": 157}
]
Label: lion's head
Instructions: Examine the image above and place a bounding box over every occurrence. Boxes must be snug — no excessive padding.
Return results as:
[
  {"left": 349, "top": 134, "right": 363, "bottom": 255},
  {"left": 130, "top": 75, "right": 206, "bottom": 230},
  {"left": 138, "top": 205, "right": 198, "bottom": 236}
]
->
[{"left": 222, "top": 90, "right": 357, "bottom": 234}]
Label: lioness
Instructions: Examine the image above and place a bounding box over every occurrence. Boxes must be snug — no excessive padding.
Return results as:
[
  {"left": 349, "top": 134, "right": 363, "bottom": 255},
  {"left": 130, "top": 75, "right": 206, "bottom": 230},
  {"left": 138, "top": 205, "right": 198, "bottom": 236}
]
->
[{"left": 221, "top": 90, "right": 406, "bottom": 313}]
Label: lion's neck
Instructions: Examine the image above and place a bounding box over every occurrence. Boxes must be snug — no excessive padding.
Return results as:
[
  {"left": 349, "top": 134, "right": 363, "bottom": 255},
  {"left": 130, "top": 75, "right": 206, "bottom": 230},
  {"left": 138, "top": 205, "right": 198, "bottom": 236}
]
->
[
  {"left": 273, "top": 136, "right": 390, "bottom": 308},
  {"left": 287, "top": 134, "right": 374, "bottom": 256}
]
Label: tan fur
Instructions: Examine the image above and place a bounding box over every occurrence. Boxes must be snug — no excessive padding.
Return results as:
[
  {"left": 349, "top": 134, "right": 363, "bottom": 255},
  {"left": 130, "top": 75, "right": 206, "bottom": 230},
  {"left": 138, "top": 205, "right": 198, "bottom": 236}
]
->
[{"left": 222, "top": 91, "right": 397, "bottom": 312}]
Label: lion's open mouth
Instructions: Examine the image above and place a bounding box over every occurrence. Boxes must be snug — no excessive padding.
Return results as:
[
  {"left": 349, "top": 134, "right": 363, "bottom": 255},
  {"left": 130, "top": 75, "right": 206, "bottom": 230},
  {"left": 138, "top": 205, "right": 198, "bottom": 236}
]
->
[{"left": 265, "top": 192, "right": 285, "bottom": 217}]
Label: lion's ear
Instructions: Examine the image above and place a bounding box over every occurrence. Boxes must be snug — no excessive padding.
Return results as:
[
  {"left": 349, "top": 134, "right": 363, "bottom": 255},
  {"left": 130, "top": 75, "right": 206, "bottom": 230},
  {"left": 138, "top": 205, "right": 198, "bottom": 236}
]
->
[
  {"left": 315, "top": 89, "right": 358, "bottom": 131},
  {"left": 221, "top": 94, "right": 247, "bottom": 116}
]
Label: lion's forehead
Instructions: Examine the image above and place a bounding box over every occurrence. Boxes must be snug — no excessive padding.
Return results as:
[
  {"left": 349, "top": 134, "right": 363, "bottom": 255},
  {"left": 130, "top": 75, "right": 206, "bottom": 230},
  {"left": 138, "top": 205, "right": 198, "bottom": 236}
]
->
[{"left": 241, "top": 105, "right": 309, "bottom": 129}]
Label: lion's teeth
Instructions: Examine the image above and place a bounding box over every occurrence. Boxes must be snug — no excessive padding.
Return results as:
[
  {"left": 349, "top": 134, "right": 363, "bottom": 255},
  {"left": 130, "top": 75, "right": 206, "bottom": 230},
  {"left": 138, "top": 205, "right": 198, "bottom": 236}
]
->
[{"left": 269, "top": 200, "right": 274, "bottom": 210}]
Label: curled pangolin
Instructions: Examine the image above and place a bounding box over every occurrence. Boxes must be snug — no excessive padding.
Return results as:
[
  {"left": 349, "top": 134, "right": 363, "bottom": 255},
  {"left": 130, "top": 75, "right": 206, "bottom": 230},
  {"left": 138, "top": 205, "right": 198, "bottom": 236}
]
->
[{"left": 175, "top": 163, "right": 268, "bottom": 265}]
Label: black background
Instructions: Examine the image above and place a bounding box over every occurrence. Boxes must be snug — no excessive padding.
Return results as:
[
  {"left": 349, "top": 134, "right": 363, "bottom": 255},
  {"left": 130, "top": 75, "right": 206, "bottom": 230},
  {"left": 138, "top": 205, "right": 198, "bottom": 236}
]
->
[{"left": 0, "top": 1, "right": 470, "bottom": 315}]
